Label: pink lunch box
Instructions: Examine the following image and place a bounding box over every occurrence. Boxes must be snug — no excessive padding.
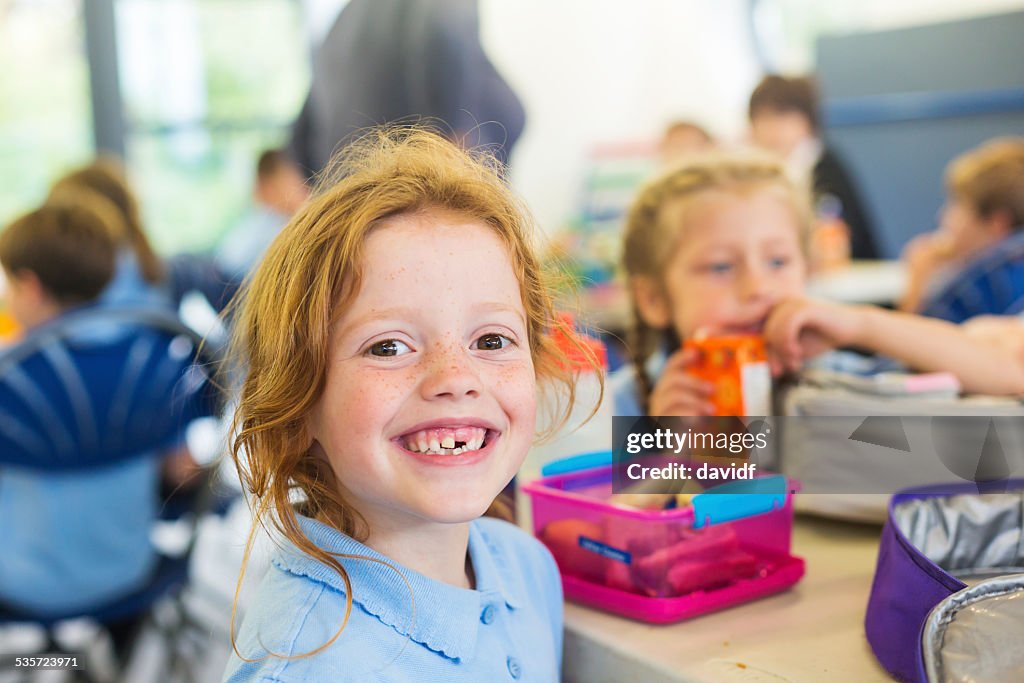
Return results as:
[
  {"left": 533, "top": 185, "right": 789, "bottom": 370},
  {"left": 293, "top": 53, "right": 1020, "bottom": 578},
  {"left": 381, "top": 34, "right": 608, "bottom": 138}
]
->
[{"left": 521, "top": 465, "right": 805, "bottom": 623}]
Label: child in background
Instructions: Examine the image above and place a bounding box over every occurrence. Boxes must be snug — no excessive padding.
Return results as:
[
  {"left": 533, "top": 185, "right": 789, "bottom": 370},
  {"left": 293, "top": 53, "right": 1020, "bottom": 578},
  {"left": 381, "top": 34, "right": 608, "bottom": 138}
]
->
[
  {"left": 659, "top": 120, "right": 714, "bottom": 166},
  {"left": 52, "top": 157, "right": 207, "bottom": 489},
  {"left": 0, "top": 192, "right": 117, "bottom": 331},
  {"left": 900, "top": 137, "right": 1024, "bottom": 320},
  {"left": 223, "top": 128, "right": 594, "bottom": 681},
  {"left": 0, "top": 193, "right": 165, "bottom": 623},
  {"left": 611, "top": 154, "right": 1024, "bottom": 417},
  {"left": 748, "top": 74, "right": 879, "bottom": 264},
  {"left": 216, "top": 147, "right": 309, "bottom": 279},
  {"left": 50, "top": 156, "right": 170, "bottom": 309}
]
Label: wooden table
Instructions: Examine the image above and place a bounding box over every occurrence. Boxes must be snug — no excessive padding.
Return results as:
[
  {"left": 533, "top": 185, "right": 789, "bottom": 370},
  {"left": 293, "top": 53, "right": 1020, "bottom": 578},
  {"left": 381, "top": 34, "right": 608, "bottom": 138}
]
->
[{"left": 562, "top": 515, "right": 894, "bottom": 683}]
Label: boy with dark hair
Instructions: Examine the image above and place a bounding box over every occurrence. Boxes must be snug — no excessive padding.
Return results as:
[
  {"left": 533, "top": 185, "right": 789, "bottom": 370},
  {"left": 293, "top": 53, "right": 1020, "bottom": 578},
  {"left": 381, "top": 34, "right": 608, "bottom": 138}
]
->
[
  {"left": 216, "top": 147, "right": 309, "bottom": 278},
  {"left": 749, "top": 74, "right": 880, "bottom": 260},
  {"left": 0, "top": 190, "right": 160, "bottom": 657},
  {"left": 0, "top": 191, "right": 119, "bottom": 330},
  {"left": 254, "top": 148, "right": 308, "bottom": 216}
]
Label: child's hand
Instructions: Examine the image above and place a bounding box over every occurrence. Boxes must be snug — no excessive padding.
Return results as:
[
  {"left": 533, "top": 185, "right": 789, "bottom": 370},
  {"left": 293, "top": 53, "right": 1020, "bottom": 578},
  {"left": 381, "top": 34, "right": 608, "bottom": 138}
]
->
[
  {"left": 648, "top": 346, "right": 716, "bottom": 416},
  {"left": 763, "top": 298, "right": 869, "bottom": 373},
  {"left": 902, "top": 231, "right": 955, "bottom": 272},
  {"left": 900, "top": 232, "right": 956, "bottom": 311},
  {"left": 963, "top": 315, "right": 1024, "bottom": 364}
]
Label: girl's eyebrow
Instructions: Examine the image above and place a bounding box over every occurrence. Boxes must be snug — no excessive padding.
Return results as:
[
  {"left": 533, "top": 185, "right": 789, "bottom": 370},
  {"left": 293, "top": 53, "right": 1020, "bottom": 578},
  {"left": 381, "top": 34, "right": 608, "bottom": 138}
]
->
[
  {"left": 760, "top": 236, "right": 801, "bottom": 248},
  {"left": 336, "top": 306, "right": 422, "bottom": 337},
  {"left": 472, "top": 302, "right": 528, "bottom": 326},
  {"left": 338, "top": 302, "right": 527, "bottom": 336}
]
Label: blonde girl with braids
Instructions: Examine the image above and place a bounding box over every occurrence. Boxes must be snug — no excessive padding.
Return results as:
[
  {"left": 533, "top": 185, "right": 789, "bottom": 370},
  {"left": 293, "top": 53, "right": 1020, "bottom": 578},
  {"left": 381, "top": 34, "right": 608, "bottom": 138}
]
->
[
  {"left": 612, "top": 154, "right": 1024, "bottom": 417},
  {"left": 223, "top": 127, "right": 596, "bottom": 682},
  {"left": 612, "top": 154, "right": 808, "bottom": 416}
]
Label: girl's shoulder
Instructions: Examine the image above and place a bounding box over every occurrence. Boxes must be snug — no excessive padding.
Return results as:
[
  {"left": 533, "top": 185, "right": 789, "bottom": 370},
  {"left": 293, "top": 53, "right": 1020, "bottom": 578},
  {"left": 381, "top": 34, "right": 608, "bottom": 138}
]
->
[
  {"left": 609, "top": 364, "right": 643, "bottom": 417},
  {"left": 608, "top": 348, "right": 669, "bottom": 417}
]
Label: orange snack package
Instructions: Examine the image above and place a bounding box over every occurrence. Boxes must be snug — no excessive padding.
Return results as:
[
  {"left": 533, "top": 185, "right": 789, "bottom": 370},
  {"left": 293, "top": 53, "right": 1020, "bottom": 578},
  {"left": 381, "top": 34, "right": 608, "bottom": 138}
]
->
[
  {"left": 0, "top": 307, "right": 20, "bottom": 346},
  {"left": 683, "top": 335, "right": 771, "bottom": 416}
]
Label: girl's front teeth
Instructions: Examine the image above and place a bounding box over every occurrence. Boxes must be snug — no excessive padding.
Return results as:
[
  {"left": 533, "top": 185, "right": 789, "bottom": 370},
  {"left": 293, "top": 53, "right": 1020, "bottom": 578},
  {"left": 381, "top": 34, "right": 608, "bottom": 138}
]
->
[{"left": 402, "top": 427, "right": 487, "bottom": 455}]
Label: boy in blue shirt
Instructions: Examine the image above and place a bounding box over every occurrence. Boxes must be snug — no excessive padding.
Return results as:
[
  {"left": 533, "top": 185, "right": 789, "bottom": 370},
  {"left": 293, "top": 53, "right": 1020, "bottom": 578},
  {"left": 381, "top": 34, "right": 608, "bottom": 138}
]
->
[
  {"left": 901, "top": 137, "right": 1024, "bottom": 321},
  {"left": 0, "top": 192, "right": 161, "bottom": 656}
]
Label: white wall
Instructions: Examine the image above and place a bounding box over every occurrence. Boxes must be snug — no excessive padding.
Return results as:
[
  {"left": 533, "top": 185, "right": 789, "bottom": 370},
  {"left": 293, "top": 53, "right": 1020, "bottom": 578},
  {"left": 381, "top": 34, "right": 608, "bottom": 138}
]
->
[{"left": 480, "top": 0, "right": 760, "bottom": 236}]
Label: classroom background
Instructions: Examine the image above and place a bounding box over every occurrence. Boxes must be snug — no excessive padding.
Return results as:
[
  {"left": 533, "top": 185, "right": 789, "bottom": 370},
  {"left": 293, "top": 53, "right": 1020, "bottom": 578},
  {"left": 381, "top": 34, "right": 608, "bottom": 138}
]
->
[{"left": 2, "top": 1, "right": 1024, "bottom": 682}]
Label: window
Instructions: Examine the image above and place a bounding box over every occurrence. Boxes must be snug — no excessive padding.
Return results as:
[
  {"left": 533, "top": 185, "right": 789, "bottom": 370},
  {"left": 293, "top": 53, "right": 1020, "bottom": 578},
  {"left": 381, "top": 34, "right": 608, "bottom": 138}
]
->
[
  {"left": 0, "top": 0, "right": 92, "bottom": 226},
  {"left": 115, "top": 0, "right": 310, "bottom": 253}
]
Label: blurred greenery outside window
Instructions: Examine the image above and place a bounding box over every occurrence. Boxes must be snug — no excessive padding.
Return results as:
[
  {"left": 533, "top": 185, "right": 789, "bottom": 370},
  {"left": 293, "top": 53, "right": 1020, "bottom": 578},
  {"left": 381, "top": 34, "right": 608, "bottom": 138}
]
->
[
  {"left": 0, "top": 0, "right": 92, "bottom": 230},
  {"left": 0, "top": 0, "right": 310, "bottom": 257},
  {"left": 117, "top": 0, "right": 310, "bottom": 254}
]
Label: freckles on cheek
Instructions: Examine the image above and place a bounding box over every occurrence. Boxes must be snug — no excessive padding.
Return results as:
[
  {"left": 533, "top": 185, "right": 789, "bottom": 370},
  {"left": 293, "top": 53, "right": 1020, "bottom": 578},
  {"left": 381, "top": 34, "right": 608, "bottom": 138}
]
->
[{"left": 493, "top": 363, "right": 537, "bottom": 406}]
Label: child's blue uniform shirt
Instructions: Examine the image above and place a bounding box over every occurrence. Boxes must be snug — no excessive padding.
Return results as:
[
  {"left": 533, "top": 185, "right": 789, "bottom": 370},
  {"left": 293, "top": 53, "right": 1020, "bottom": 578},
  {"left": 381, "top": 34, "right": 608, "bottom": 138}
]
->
[
  {"left": 101, "top": 248, "right": 173, "bottom": 310},
  {"left": 920, "top": 229, "right": 1024, "bottom": 323},
  {"left": 223, "top": 515, "right": 563, "bottom": 682},
  {"left": 0, "top": 304, "right": 160, "bottom": 614}
]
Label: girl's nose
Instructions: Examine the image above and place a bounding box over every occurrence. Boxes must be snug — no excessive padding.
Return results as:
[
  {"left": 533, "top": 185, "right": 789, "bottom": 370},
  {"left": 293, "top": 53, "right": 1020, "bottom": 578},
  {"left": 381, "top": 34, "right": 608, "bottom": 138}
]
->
[
  {"left": 739, "top": 267, "right": 771, "bottom": 301},
  {"left": 419, "top": 345, "right": 482, "bottom": 401}
]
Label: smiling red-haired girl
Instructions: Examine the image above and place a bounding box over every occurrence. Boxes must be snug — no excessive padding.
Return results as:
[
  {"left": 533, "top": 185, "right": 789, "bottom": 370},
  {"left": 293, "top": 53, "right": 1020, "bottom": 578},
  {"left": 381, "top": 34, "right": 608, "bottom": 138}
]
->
[{"left": 223, "top": 127, "right": 599, "bottom": 682}]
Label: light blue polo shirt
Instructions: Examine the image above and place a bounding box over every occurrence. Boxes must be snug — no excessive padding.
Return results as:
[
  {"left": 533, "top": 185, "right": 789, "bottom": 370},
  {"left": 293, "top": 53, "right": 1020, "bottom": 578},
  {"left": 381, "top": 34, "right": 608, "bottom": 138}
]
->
[{"left": 223, "top": 515, "right": 563, "bottom": 682}]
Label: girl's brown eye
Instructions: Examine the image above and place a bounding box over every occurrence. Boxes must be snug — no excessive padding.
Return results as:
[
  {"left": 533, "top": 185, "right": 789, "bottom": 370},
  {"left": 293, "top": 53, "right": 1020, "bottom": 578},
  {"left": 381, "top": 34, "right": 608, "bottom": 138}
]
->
[
  {"left": 475, "top": 334, "right": 511, "bottom": 351},
  {"left": 368, "top": 339, "right": 410, "bottom": 357}
]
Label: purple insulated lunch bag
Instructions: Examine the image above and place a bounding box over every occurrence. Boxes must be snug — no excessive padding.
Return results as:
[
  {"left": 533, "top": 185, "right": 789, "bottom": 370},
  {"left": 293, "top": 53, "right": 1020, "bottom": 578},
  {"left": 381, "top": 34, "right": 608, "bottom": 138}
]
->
[{"left": 865, "top": 481, "right": 1024, "bottom": 682}]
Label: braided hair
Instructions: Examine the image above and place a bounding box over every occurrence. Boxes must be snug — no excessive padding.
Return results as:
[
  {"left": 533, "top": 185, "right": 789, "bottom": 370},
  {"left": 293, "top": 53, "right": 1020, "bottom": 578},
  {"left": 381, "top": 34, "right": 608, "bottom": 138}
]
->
[{"left": 620, "top": 153, "right": 810, "bottom": 413}]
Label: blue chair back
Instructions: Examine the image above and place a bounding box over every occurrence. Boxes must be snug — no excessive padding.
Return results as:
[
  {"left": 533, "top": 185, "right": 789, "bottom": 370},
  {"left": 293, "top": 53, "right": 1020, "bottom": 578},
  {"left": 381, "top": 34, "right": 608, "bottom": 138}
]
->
[{"left": 0, "top": 306, "right": 221, "bottom": 470}]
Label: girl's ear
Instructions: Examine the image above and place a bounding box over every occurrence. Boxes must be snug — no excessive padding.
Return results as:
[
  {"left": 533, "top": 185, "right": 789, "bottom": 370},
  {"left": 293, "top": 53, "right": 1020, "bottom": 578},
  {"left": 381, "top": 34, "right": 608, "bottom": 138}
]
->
[
  {"left": 308, "top": 438, "right": 330, "bottom": 463},
  {"left": 630, "top": 275, "right": 672, "bottom": 328},
  {"left": 305, "top": 410, "right": 329, "bottom": 462}
]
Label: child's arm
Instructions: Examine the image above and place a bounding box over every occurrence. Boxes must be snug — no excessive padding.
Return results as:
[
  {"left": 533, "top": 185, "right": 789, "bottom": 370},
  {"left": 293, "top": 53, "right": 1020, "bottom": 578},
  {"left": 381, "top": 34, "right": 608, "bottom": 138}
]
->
[
  {"left": 649, "top": 347, "right": 717, "bottom": 416},
  {"left": 764, "top": 298, "right": 1024, "bottom": 395}
]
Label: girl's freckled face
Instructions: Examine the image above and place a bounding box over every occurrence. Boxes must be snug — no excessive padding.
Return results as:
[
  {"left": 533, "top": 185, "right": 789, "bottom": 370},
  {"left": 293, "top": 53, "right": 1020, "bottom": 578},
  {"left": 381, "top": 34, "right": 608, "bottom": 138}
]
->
[{"left": 308, "top": 212, "right": 537, "bottom": 529}]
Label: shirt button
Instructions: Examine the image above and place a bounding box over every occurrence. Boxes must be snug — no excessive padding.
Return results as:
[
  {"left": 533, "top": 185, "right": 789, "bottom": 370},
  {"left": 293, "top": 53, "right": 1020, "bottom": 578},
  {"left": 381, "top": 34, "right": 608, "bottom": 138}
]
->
[
  {"left": 507, "top": 656, "right": 522, "bottom": 680},
  {"left": 481, "top": 604, "right": 497, "bottom": 625}
]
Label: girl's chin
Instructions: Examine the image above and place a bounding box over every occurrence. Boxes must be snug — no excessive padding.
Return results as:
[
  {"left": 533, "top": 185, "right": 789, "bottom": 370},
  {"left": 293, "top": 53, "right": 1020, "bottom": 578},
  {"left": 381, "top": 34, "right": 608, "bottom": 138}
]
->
[
  {"left": 397, "top": 481, "right": 513, "bottom": 525},
  {"left": 415, "top": 500, "right": 501, "bottom": 525}
]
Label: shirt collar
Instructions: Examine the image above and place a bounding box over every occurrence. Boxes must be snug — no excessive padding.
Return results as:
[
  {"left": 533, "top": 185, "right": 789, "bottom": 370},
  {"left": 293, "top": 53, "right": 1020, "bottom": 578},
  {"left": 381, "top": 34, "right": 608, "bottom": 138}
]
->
[
  {"left": 468, "top": 519, "right": 523, "bottom": 611},
  {"left": 272, "top": 515, "right": 521, "bottom": 663}
]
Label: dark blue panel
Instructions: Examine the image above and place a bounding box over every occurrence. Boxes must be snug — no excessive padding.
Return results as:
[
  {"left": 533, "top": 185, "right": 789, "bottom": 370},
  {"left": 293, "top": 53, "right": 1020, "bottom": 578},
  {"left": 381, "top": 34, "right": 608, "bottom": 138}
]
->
[{"left": 826, "top": 88, "right": 1024, "bottom": 128}]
